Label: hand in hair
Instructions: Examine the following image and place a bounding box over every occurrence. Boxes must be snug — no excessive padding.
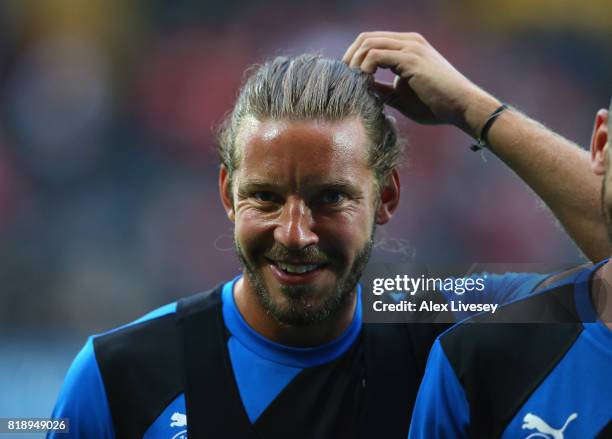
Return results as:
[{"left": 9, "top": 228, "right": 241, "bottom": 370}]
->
[{"left": 342, "top": 31, "right": 500, "bottom": 138}]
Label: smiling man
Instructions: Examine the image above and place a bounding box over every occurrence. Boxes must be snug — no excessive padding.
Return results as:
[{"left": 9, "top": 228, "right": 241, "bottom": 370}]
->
[
  {"left": 49, "top": 33, "right": 608, "bottom": 439},
  {"left": 224, "top": 116, "right": 396, "bottom": 345}
]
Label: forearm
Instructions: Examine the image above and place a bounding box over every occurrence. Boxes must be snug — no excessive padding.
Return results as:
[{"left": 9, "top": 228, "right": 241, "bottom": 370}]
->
[
  {"left": 464, "top": 91, "right": 607, "bottom": 262},
  {"left": 343, "top": 31, "right": 607, "bottom": 261}
]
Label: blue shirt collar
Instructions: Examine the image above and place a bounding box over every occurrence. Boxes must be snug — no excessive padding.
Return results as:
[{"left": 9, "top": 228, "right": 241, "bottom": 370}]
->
[
  {"left": 574, "top": 260, "right": 612, "bottom": 347},
  {"left": 221, "top": 275, "right": 362, "bottom": 368}
]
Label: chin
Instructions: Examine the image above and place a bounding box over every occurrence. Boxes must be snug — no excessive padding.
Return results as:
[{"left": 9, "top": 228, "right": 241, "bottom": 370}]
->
[{"left": 262, "top": 280, "right": 350, "bottom": 326}]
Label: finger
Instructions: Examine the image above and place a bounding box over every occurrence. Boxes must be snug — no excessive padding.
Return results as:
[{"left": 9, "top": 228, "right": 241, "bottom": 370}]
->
[
  {"left": 343, "top": 32, "right": 408, "bottom": 63},
  {"left": 343, "top": 36, "right": 364, "bottom": 64},
  {"left": 360, "top": 49, "right": 415, "bottom": 76},
  {"left": 347, "top": 37, "right": 405, "bottom": 69},
  {"left": 342, "top": 31, "right": 425, "bottom": 64}
]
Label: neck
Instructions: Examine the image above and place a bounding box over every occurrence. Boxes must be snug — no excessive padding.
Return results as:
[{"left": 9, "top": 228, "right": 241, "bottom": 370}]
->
[
  {"left": 593, "top": 259, "right": 612, "bottom": 330},
  {"left": 233, "top": 276, "right": 357, "bottom": 347}
]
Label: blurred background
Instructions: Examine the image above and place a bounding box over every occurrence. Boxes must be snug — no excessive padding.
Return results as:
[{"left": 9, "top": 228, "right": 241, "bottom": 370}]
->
[{"left": 0, "top": 0, "right": 610, "bottom": 424}]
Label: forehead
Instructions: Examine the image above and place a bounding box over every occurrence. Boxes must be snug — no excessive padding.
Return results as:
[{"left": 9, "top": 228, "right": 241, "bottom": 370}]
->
[{"left": 234, "top": 117, "right": 372, "bottom": 187}]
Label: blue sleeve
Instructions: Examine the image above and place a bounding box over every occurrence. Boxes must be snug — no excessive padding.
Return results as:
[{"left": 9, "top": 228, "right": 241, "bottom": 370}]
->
[
  {"left": 47, "top": 338, "right": 115, "bottom": 439},
  {"left": 478, "top": 272, "right": 548, "bottom": 304},
  {"left": 408, "top": 340, "right": 469, "bottom": 439},
  {"left": 443, "top": 272, "right": 548, "bottom": 320}
]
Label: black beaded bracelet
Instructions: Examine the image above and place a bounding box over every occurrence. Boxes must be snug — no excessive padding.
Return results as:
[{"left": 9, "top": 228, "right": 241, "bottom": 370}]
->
[{"left": 470, "top": 104, "right": 508, "bottom": 151}]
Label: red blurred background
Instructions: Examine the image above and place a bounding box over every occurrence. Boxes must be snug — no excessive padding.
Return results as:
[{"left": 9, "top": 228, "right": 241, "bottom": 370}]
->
[{"left": 0, "top": 0, "right": 610, "bottom": 416}]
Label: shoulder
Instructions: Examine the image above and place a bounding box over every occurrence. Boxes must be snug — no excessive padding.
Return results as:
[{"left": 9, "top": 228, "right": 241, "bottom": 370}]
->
[
  {"left": 440, "top": 268, "right": 584, "bottom": 362},
  {"left": 445, "top": 263, "right": 593, "bottom": 334},
  {"left": 92, "top": 287, "right": 224, "bottom": 392},
  {"left": 435, "top": 264, "right": 593, "bottom": 438},
  {"left": 51, "top": 286, "right": 227, "bottom": 439},
  {"left": 56, "top": 299, "right": 181, "bottom": 406},
  {"left": 92, "top": 301, "right": 179, "bottom": 367},
  {"left": 92, "top": 285, "right": 224, "bottom": 362},
  {"left": 57, "top": 301, "right": 183, "bottom": 438},
  {"left": 94, "top": 287, "right": 224, "bottom": 438},
  {"left": 50, "top": 337, "right": 115, "bottom": 438}
]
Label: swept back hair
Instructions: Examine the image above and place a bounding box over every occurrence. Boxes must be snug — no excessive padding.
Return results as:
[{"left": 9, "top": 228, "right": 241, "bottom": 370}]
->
[{"left": 216, "top": 54, "right": 403, "bottom": 189}]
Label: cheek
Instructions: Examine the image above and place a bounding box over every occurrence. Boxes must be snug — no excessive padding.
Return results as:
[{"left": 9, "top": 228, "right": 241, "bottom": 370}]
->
[
  {"left": 234, "top": 202, "right": 375, "bottom": 259},
  {"left": 317, "top": 212, "right": 373, "bottom": 257},
  {"left": 603, "top": 181, "right": 612, "bottom": 212},
  {"left": 234, "top": 210, "right": 275, "bottom": 253}
]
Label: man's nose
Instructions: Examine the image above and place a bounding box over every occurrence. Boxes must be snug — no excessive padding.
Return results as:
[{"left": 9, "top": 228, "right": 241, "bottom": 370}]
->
[{"left": 274, "top": 196, "right": 319, "bottom": 249}]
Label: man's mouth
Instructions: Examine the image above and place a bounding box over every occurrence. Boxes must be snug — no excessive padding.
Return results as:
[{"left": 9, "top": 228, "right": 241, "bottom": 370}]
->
[
  {"left": 275, "top": 261, "right": 321, "bottom": 274},
  {"left": 266, "top": 259, "right": 330, "bottom": 284}
]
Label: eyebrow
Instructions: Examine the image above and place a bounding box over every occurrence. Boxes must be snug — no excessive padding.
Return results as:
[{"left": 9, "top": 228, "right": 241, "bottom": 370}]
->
[{"left": 238, "top": 177, "right": 364, "bottom": 194}]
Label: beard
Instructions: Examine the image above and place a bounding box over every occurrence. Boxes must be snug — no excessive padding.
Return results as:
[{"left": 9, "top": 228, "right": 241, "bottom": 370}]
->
[{"left": 235, "top": 228, "right": 375, "bottom": 327}]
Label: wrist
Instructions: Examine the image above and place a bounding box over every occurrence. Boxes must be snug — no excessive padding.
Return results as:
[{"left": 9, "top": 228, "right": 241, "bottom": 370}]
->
[{"left": 461, "top": 89, "right": 503, "bottom": 139}]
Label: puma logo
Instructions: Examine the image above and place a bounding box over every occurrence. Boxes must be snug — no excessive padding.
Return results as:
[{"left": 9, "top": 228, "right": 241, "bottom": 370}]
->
[
  {"left": 170, "top": 412, "right": 187, "bottom": 428},
  {"left": 522, "top": 412, "right": 578, "bottom": 439}
]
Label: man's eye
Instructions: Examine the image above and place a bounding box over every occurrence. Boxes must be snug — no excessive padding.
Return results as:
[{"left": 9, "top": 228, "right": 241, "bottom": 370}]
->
[
  {"left": 253, "top": 191, "right": 280, "bottom": 203},
  {"left": 318, "top": 191, "right": 346, "bottom": 205}
]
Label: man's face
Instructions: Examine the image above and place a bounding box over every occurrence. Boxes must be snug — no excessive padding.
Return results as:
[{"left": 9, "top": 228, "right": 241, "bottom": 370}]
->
[{"left": 227, "top": 117, "right": 379, "bottom": 325}]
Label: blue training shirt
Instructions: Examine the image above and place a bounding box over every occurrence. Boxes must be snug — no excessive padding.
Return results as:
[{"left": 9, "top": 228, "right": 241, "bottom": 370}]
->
[
  {"left": 409, "top": 262, "right": 612, "bottom": 438},
  {"left": 49, "top": 272, "right": 546, "bottom": 438}
]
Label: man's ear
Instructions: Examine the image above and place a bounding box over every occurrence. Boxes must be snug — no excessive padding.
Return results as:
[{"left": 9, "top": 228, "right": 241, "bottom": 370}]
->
[
  {"left": 591, "top": 109, "right": 609, "bottom": 176},
  {"left": 219, "top": 165, "right": 235, "bottom": 222},
  {"left": 376, "top": 169, "right": 400, "bottom": 225}
]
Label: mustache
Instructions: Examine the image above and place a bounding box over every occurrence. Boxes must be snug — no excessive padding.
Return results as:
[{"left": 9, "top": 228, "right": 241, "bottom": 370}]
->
[{"left": 264, "top": 245, "right": 331, "bottom": 264}]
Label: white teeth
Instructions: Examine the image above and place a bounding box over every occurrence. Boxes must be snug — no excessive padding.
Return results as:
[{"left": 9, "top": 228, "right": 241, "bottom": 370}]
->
[{"left": 276, "top": 262, "right": 319, "bottom": 274}]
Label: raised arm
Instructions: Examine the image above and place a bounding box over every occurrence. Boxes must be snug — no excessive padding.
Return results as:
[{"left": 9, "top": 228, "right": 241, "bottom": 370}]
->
[{"left": 343, "top": 31, "right": 607, "bottom": 262}]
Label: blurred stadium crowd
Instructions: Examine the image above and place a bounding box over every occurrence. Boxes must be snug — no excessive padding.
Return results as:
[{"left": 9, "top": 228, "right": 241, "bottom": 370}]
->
[{"left": 0, "top": 0, "right": 611, "bottom": 416}]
